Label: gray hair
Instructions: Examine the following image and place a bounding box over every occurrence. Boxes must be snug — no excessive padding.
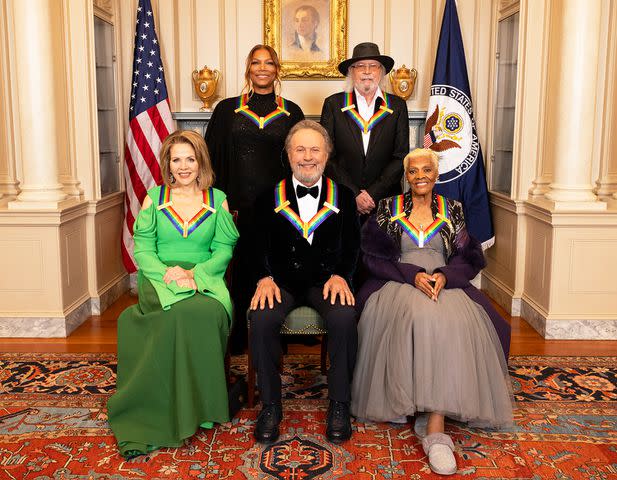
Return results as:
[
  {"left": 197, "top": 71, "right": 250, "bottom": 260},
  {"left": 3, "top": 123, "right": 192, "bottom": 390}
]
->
[
  {"left": 343, "top": 63, "right": 387, "bottom": 93},
  {"left": 285, "top": 119, "right": 333, "bottom": 156}
]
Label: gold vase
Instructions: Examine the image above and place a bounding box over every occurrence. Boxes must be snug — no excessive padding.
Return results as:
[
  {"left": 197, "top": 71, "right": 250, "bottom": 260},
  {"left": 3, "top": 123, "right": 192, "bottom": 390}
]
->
[
  {"left": 389, "top": 65, "right": 417, "bottom": 101},
  {"left": 192, "top": 66, "right": 220, "bottom": 111}
]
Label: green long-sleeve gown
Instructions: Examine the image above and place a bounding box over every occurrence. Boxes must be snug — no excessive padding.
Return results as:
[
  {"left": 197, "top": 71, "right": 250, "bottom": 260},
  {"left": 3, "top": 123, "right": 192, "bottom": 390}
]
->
[{"left": 107, "top": 185, "right": 239, "bottom": 458}]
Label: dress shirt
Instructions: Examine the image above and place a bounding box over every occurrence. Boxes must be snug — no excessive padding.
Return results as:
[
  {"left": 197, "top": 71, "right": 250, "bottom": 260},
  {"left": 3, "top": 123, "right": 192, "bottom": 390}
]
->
[
  {"left": 292, "top": 176, "right": 321, "bottom": 244},
  {"left": 297, "top": 34, "right": 312, "bottom": 51},
  {"left": 355, "top": 87, "right": 384, "bottom": 154}
]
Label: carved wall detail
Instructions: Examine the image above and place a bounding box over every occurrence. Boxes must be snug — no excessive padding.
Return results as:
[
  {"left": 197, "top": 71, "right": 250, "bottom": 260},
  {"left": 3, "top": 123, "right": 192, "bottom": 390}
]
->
[
  {"left": 499, "top": 0, "right": 519, "bottom": 18},
  {"left": 94, "top": 0, "right": 113, "bottom": 18}
]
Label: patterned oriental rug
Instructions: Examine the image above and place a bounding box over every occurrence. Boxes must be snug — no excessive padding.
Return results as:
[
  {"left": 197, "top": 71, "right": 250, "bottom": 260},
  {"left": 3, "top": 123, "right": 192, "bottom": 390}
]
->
[{"left": 0, "top": 353, "right": 615, "bottom": 479}]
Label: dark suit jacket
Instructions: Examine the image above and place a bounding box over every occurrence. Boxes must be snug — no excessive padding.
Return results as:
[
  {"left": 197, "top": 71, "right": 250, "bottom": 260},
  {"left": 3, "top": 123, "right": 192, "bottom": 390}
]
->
[
  {"left": 320, "top": 91, "right": 410, "bottom": 203},
  {"left": 254, "top": 176, "right": 360, "bottom": 294}
]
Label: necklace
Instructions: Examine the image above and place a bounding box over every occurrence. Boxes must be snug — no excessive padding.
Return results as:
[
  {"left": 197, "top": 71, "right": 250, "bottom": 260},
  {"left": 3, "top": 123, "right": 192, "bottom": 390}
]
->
[
  {"left": 340, "top": 91, "right": 393, "bottom": 134},
  {"left": 234, "top": 93, "right": 290, "bottom": 129},
  {"left": 157, "top": 185, "right": 216, "bottom": 238},
  {"left": 273, "top": 178, "right": 339, "bottom": 240},
  {"left": 390, "top": 194, "right": 451, "bottom": 247}
]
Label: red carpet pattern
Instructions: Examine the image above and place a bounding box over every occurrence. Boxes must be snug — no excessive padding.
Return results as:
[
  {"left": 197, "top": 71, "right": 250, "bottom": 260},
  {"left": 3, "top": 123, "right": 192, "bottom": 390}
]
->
[{"left": 1, "top": 353, "right": 616, "bottom": 479}]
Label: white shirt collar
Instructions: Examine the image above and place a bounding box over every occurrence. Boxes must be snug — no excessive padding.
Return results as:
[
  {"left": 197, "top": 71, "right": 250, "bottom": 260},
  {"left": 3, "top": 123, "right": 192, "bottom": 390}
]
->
[
  {"left": 297, "top": 34, "right": 314, "bottom": 50},
  {"left": 354, "top": 86, "right": 384, "bottom": 111},
  {"left": 291, "top": 176, "right": 321, "bottom": 244},
  {"left": 354, "top": 87, "right": 383, "bottom": 153}
]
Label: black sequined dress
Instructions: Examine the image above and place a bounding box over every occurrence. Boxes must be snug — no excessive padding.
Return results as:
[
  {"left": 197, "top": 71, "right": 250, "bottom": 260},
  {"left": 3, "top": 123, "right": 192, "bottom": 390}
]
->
[{"left": 205, "top": 92, "right": 304, "bottom": 352}]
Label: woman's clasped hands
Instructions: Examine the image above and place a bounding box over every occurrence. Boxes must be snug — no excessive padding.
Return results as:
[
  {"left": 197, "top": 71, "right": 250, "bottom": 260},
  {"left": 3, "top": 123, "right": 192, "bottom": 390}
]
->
[
  {"left": 164, "top": 265, "right": 197, "bottom": 290},
  {"left": 414, "top": 272, "right": 446, "bottom": 301}
]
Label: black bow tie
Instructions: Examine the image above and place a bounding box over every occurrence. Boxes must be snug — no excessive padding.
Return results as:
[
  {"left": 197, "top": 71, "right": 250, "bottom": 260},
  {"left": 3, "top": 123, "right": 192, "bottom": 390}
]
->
[{"left": 296, "top": 185, "right": 319, "bottom": 199}]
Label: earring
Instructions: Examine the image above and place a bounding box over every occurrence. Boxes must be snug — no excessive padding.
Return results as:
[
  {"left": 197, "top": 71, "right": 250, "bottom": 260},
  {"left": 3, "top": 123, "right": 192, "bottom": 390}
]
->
[{"left": 169, "top": 173, "right": 176, "bottom": 184}]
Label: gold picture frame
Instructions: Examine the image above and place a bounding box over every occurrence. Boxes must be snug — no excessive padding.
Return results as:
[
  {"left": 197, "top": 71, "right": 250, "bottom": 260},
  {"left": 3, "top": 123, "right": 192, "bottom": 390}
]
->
[{"left": 264, "top": 0, "right": 348, "bottom": 79}]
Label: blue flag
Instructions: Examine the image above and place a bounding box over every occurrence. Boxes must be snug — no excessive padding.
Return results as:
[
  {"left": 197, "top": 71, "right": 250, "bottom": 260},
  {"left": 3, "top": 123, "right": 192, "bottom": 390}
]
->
[{"left": 424, "top": 0, "right": 494, "bottom": 247}]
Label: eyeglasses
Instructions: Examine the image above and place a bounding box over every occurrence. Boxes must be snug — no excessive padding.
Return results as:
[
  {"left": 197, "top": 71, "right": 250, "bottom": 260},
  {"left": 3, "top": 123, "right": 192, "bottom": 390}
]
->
[{"left": 351, "top": 62, "right": 381, "bottom": 72}]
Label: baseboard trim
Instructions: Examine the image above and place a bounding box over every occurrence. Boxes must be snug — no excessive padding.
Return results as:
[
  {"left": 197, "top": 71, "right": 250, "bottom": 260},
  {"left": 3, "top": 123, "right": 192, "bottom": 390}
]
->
[
  {"left": 521, "top": 298, "right": 617, "bottom": 339},
  {"left": 0, "top": 275, "right": 130, "bottom": 338},
  {"left": 91, "top": 274, "right": 129, "bottom": 315},
  {"left": 0, "top": 296, "right": 92, "bottom": 338},
  {"left": 481, "top": 272, "right": 522, "bottom": 316}
]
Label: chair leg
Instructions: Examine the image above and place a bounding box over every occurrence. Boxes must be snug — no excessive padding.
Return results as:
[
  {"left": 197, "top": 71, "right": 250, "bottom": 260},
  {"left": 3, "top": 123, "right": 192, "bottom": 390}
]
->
[
  {"left": 320, "top": 334, "right": 328, "bottom": 375},
  {"left": 247, "top": 327, "right": 256, "bottom": 408}
]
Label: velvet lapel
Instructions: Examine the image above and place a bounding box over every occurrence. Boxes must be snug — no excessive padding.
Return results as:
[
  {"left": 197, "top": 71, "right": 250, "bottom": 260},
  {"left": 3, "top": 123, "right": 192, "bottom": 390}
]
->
[
  {"left": 341, "top": 92, "right": 366, "bottom": 158},
  {"left": 310, "top": 176, "right": 331, "bottom": 248},
  {"left": 285, "top": 176, "right": 300, "bottom": 220},
  {"left": 273, "top": 176, "right": 302, "bottom": 240}
]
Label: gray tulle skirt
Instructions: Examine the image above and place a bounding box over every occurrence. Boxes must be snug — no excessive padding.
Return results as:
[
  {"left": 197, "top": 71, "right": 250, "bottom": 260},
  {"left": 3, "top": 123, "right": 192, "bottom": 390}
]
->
[{"left": 351, "top": 281, "right": 513, "bottom": 427}]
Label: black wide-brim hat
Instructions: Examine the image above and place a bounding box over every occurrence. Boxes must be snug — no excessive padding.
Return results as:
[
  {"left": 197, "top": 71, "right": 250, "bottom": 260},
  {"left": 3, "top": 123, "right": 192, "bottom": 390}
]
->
[{"left": 338, "top": 42, "right": 395, "bottom": 76}]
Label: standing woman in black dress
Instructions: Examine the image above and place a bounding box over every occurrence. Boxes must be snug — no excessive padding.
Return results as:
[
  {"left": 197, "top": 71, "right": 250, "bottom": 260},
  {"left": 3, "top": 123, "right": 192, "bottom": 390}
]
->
[{"left": 205, "top": 44, "right": 304, "bottom": 352}]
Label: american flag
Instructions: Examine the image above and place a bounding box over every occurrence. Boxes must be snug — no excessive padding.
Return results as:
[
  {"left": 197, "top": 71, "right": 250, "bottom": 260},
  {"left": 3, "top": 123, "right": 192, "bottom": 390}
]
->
[{"left": 122, "top": 0, "right": 174, "bottom": 272}]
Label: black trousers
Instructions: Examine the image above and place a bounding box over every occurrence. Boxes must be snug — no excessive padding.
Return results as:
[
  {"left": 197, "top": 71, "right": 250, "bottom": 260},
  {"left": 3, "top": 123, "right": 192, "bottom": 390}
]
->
[{"left": 249, "top": 286, "right": 358, "bottom": 404}]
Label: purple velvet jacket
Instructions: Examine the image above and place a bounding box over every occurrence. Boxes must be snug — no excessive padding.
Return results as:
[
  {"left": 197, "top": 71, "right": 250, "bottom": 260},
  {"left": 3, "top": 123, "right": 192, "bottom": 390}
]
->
[{"left": 356, "top": 192, "right": 511, "bottom": 359}]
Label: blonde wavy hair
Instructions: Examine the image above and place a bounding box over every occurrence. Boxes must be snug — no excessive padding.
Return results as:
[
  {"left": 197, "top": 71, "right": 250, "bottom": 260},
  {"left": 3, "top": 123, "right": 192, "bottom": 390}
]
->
[{"left": 159, "top": 130, "right": 215, "bottom": 190}]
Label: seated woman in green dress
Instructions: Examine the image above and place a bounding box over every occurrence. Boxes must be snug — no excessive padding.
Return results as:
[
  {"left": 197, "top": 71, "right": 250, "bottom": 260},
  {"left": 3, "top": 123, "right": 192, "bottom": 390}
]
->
[{"left": 107, "top": 130, "right": 239, "bottom": 459}]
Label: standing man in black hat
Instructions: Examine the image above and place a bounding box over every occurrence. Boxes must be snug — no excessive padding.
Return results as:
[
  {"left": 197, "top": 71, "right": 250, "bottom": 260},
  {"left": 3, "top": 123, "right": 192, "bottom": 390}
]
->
[{"left": 321, "top": 42, "right": 410, "bottom": 216}]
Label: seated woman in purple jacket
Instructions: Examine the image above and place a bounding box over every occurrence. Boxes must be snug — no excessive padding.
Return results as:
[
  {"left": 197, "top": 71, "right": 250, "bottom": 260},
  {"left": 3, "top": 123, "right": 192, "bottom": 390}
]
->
[{"left": 351, "top": 148, "right": 512, "bottom": 476}]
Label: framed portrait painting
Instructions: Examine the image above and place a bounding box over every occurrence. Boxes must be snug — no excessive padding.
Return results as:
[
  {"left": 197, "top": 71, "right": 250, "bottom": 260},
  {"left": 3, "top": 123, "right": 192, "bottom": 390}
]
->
[{"left": 264, "top": 0, "right": 348, "bottom": 78}]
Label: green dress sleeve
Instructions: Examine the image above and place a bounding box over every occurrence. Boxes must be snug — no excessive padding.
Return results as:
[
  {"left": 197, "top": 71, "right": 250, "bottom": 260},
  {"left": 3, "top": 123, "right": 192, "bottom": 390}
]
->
[
  {"left": 133, "top": 202, "right": 195, "bottom": 300},
  {"left": 192, "top": 196, "right": 240, "bottom": 294}
]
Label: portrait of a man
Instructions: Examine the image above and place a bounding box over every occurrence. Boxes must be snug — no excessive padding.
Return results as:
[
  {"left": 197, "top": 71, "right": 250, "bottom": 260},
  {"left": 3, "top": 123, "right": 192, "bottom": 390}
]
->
[
  {"left": 282, "top": 0, "right": 330, "bottom": 62},
  {"left": 264, "top": 0, "right": 346, "bottom": 78},
  {"left": 291, "top": 5, "right": 320, "bottom": 52}
]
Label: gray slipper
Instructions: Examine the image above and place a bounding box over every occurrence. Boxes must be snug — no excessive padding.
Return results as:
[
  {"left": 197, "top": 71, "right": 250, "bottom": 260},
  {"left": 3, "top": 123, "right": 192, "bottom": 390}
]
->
[{"left": 421, "top": 432, "right": 457, "bottom": 475}]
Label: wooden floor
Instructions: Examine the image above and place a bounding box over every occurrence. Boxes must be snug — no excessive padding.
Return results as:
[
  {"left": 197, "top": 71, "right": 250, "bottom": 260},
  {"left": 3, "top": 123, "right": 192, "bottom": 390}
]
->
[{"left": 0, "top": 293, "right": 615, "bottom": 356}]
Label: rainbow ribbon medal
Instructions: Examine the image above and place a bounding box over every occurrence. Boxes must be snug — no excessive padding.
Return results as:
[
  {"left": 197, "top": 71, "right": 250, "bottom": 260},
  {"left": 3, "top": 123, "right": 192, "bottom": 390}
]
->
[
  {"left": 234, "top": 93, "right": 290, "bottom": 129},
  {"left": 389, "top": 194, "right": 451, "bottom": 248},
  {"left": 157, "top": 185, "right": 216, "bottom": 238},
  {"left": 274, "top": 178, "right": 339, "bottom": 240},
  {"left": 340, "top": 92, "right": 393, "bottom": 134}
]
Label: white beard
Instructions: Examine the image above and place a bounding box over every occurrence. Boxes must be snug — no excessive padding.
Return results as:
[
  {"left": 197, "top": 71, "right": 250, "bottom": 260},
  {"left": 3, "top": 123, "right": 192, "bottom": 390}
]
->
[{"left": 292, "top": 164, "right": 325, "bottom": 186}]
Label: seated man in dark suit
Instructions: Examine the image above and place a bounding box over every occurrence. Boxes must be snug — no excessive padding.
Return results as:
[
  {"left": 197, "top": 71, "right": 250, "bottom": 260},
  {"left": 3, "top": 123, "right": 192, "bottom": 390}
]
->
[{"left": 249, "top": 120, "right": 360, "bottom": 444}]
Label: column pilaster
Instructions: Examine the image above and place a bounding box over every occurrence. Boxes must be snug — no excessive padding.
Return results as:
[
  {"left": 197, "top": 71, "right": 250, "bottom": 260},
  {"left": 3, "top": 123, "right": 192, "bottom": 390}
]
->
[
  {"left": 543, "top": 0, "right": 605, "bottom": 211},
  {"left": 8, "top": 0, "right": 68, "bottom": 210},
  {"left": 596, "top": 1, "right": 617, "bottom": 206},
  {"left": 0, "top": 0, "right": 21, "bottom": 204}
]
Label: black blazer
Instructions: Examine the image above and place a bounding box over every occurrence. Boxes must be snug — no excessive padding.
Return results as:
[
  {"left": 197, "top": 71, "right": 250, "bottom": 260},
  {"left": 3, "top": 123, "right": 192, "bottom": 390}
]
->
[
  {"left": 254, "top": 176, "right": 360, "bottom": 294},
  {"left": 320, "top": 91, "right": 410, "bottom": 202}
]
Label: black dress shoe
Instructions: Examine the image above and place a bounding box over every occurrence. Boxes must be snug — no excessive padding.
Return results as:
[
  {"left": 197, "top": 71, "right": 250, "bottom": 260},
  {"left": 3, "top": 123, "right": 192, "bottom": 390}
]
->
[
  {"left": 254, "top": 403, "right": 282, "bottom": 444},
  {"left": 326, "top": 400, "right": 352, "bottom": 444}
]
